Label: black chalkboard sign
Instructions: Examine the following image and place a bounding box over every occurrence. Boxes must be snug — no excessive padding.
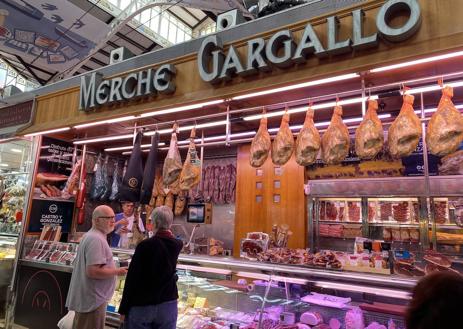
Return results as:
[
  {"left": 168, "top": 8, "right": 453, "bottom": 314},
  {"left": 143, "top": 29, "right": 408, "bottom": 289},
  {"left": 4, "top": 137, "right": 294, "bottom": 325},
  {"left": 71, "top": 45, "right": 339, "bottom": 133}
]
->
[
  {"left": 15, "top": 264, "right": 71, "bottom": 329},
  {"left": 28, "top": 199, "right": 74, "bottom": 233}
]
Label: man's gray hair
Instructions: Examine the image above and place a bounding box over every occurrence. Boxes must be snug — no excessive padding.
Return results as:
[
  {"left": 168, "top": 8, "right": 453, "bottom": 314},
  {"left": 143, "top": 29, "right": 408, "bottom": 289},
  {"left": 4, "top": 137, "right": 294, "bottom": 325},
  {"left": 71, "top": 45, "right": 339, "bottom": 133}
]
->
[{"left": 152, "top": 205, "right": 173, "bottom": 230}]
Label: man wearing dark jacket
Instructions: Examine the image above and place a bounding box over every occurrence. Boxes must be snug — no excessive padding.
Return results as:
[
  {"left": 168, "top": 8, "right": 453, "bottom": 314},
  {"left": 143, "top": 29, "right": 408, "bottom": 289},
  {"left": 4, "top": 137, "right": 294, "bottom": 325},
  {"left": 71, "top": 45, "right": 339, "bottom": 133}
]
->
[{"left": 119, "top": 205, "right": 183, "bottom": 329}]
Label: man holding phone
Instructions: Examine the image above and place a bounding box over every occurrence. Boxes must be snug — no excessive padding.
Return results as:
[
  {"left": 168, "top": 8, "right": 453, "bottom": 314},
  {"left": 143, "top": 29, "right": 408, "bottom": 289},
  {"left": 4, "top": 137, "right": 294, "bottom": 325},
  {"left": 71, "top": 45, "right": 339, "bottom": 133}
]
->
[{"left": 110, "top": 201, "right": 145, "bottom": 248}]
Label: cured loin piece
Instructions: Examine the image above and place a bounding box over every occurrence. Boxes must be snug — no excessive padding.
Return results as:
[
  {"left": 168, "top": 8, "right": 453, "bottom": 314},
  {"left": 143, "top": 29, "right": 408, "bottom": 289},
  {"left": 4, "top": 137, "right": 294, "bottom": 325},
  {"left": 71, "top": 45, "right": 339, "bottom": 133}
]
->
[
  {"left": 250, "top": 111, "right": 271, "bottom": 167},
  {"left": 272, "top": 110, "right": 294, "bottom": 165},
  {"left": 179, "top": 128, "right": 201, "bottom": 190},
  {"left": 174, "top": 192, "right": 187, "bottom": 216},
  {"left": 162, "top": 124, "right": 182, "bottom": 186},
  {"left": 36, "top": 172, "right": 68, "bottom": 186},
  {"left": 295, "top": 108, "right": 320, "bottom": 166},
  {"left": 388, "top": 94, "right": 422, "bottom": 158},
  {"left": 321, "top": 105, "right": 350, "bottom": 164},
  {"left": 426, "top": 85, "right": 463, "bottom": 156},
  {"left": 355, "top": 99, "right": 384, "bottom": 159}
]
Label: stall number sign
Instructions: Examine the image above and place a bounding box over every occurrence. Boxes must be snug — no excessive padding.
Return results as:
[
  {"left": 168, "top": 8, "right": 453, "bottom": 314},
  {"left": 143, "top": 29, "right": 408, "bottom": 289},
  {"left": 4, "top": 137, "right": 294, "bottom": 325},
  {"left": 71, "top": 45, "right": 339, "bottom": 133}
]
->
[
  {"left": 28, "top": 199, "right": 74, "bottom": 233},
  {"left": 198, "top": 0, "right": 422, "bottom": 83}
]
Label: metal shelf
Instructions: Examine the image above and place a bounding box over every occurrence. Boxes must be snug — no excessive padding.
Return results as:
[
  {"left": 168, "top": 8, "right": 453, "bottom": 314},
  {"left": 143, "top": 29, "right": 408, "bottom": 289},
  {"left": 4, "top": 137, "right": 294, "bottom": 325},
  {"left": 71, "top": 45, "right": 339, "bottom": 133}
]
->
[
  {"left": 319, "top": 220, "right": 362, "bottom": 225},
  {"left": 307, "top": 176, "right": 463, "bottom": 197}
]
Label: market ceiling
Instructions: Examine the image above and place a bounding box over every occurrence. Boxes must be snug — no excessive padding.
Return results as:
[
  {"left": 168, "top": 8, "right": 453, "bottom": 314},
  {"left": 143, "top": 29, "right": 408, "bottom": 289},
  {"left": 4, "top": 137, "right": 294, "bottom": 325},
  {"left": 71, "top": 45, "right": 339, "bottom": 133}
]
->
[{"left": 0, "top": 0, "right": 233, "bottom": 86}]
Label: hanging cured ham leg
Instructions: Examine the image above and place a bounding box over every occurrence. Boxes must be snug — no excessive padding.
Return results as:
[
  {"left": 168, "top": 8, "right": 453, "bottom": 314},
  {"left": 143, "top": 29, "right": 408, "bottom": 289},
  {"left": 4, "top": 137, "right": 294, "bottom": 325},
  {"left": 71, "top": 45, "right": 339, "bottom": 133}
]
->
[
  {"left": 179, "top": 127, "right": 201, "bottom": 190},
  {"left": 355, "top": 99, "right": 384, "bottom": 159},
  {"left": 250, "top": 110, "right": 271, "bottom": 167},
  {"left": 295, "top": 108, "right": 320, "bottom": 166},
  {"left": 426, "top": 85, "right": 463, "bottom": 156},
  {"left": 388, "top": 94, "right": 422, "bottom": 158},
  {"left": 272, "top": 110, "right": 294, "bottom": 165},
  {"left": 321, "top": 105, "right": 350, "bottom": 164},
  {"left": 162, "top": 124, "right": 182, "bottom": 186}
]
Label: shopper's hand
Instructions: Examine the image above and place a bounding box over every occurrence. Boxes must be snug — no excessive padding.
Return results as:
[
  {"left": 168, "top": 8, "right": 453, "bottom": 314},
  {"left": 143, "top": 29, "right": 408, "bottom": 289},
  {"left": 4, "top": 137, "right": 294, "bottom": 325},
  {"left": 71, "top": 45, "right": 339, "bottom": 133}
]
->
[
  {"left": 120, "top": 314, "right": 125, "bottom": 322},
  {"left": 118, "top": 218, "right": 129, "bottom": 227},
  {"left": 118, "top": 226, "right": 129, "bottom": 234},
  {"left": 116, "top": 267, "right": 128, "bottom": 276}
]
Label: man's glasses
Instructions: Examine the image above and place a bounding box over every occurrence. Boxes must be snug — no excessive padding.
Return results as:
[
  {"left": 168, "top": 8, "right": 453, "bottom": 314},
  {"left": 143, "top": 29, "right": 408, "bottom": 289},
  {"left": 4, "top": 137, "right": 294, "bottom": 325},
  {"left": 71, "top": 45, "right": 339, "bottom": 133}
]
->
[{"left": 99, "top": 216, "right": 115, "bottom": 221}]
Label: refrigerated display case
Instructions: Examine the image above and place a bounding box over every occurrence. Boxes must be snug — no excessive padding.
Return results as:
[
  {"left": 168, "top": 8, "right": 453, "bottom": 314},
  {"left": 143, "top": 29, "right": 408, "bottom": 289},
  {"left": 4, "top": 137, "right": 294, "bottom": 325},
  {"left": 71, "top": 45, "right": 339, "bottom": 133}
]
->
[
  {"left": 107, "top": 248, "right": 414, "bottom": 329},
  {"left": 307, "top": 176, "right": 463, "bottom": 277},
  {"left": 0, "top": 233, "right": 18, "bottom": 323}
]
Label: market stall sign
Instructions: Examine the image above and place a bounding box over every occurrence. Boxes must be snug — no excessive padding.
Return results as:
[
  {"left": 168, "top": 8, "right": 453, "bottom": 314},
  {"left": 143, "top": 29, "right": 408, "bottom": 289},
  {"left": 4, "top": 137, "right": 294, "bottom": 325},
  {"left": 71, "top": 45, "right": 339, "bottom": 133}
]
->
[
  {"left": 79, "top": 64, "right": 176, "bottom": 111},
  {"left": 198, "top": 0, "right": 422, "bottom": 83},
  {"left": 28, "top": 199, "right": 74, "bottom": 233},
  {"left": 0, "top": 101, "right": 33, "bottom": 128}
]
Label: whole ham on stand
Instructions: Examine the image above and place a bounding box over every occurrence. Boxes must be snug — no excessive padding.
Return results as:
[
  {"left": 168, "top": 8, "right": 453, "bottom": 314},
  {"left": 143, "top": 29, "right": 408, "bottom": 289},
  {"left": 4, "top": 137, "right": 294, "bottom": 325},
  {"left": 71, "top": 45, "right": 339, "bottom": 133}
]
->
[
  {"left": 321, "top": 104, "right": 350, "bottom": 164},
  {"left": 426, "top": 85, "right": 463, "bottom": 156},
  {"left": 355, "top": 99, "right": 384, "bottom": 159},
  {"left": 179, "top": 127, "right": 201, "bottom": 190},
  {"left": 295, "top": 107, "right": 320, "bottom": 166},
  {"left": 271, "top": 109, "right": 294, "bottom": 165},
  {"left": 388, "top": 93, "right": 422, "bottom": 158},
  {"left": 250, "top": 109, "right": 271, "bottom": 167}
]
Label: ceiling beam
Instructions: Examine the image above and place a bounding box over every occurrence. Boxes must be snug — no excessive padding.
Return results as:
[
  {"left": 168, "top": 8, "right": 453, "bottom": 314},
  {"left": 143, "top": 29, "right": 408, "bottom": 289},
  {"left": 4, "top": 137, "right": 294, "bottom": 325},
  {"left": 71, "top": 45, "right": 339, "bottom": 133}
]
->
[
  {"left": 115, "top": 31, "right": 147, "bottom": 51},
  {"left": 14, "top": 55, "right": 47, "bottom": 86}
]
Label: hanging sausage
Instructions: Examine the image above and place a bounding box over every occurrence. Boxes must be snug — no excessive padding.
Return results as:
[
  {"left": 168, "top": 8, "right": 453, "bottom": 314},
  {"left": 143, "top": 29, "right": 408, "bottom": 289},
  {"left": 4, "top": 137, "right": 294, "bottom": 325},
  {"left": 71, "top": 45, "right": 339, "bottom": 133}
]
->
[
  {"left": 295, "top": 108, "right": 320, "bottom": 166},
  {"left": 355, "top": 99, "right": 384, "bottom": 159},
  {"left": 271, "top": 110, "right": 294, "bottom": 165},
  {"left": 426, "top": 85, "right": 463, "bottom": 156},
  {"left": 321, "top": 105, "right": 350, "bottom": 164},
  {"left": 388, "top": 94, "right": 422, "bottom": 158}
]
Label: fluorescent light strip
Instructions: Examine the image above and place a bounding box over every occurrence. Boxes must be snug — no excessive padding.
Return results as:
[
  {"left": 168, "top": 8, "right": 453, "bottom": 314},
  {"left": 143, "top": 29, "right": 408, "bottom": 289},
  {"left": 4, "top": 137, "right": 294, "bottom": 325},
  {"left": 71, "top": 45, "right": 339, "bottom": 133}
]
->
[
  {"left": 24, "top": 127, "right": 71, "bottom": 137},
  {"left": 315, "top": 281, "right": 411, "bottom": 300},
  {"left": 144, "top": 120, "right": 229, "bottom": 136},
  {"left": 140, "top": 99, "right": 224, "bottom": 118},
  {"left": 404, "top": 80, "right": 463, "bottom": 95},
  {"left": 177, "top": 131, "right": 256, "bottom": 145},
  {"left": 371, "top": 50, "right": 463, "bottom": 73},
  {"left": 73, "top": 134, "right": 134, "bottom": 145},
  {"left": 104, "top": 142, "right": 166, "bottom": 152},
  {"left": 243, "top": 95, "right": 379, "bottom": 121},
  {"left": 0, "top": 163, "right": 8, "bottom": 167},
  {"left": 11, "top": 148, "right": 22, "bottom": 153},
  {"left": 413, "top": 104, "right": 463, "bottom": 115},
  {"left": 177, "top": 264, "right": 232, "bottom": 275},
  {"left": 267, "top": 113, "right": 391, "bottom": 133},
  {"left": 74, "top": 116, "right": 137, "bottom": 129},
  {"left": 232, "top": 73, "right": 360, "bottom": 100}
]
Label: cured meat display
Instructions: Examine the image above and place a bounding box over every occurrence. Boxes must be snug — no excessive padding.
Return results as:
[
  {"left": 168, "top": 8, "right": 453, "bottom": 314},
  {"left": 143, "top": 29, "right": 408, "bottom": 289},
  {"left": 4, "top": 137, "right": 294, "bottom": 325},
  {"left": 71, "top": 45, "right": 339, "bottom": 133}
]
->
[
  {"left": 392, "top": 202, "right": 409, "bottom": 222},
  {"left": 380, "top": 203, "right": 392, "bottom": 221},
  {"left": 62, "top": 158, "right": 82, "bottom": 198},
  {"left": 388, "top": 94, "right": 422, "bottom": 158},
  {"left": 90, "top": 154, "right": 105, "bottom": 200},
  {"left": 347, "top": 202, "right": 361, "bottom": 222},
  {"left": 295, "top": 108, "right": 320, "bottom": 166},
  {"left": 426, "top": 85, "right": 463, "bottom": 156},
  {"left": 271, "top": 110, "right": 294, "bottom": 165},
  {"left": 355, "top": 99, "right": 384, "bottom": 159},
  {"left": 109, "top": 163, "right": 121, "bottom": 202},
  {"left": 325, "top": 202, "right": 338, "bottom": 221},
  {"left": 438, "top": 150, "right": 463, "bottom": 175},
  {"left": 163, "top": 124, "right": 182, "bottom": 186},
  {"left": 140, "top": 133, "right": 159, "bottom": 204},
  {"left": 119, "top": 132, "right": 144, "bottom": 202},
  {"left": 321, "top": 105, "right": 350, "bottom": 164},
  {"left": 180, "top": 128, "right": 201, "bottom": 190},
  {"left": 433, "top": 201, "right": 447, "bottom": 224},
  {"left": 250, "top": 111, "right": 271, "bottom": 167},
  {"left": 191, "top": 160, "right": 236, "bottom": 204},
  {"left": 100, "top": 156, "right": 111, "bottom": 201}
]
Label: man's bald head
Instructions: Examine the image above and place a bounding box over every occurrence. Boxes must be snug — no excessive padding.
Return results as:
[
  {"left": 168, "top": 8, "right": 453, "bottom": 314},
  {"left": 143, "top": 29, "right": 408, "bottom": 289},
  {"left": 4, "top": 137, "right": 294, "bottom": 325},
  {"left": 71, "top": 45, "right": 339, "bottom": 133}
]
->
[{"left": 92, "top": 205, "right": 115, "bottom": 234}]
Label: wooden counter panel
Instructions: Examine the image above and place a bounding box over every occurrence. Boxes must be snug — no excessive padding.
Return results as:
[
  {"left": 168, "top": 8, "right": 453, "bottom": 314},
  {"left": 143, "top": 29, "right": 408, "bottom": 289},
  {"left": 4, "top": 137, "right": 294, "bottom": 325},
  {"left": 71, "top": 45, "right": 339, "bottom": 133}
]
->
[{"left": 234, "top": 144, "right": 306, "bottom": 256}]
